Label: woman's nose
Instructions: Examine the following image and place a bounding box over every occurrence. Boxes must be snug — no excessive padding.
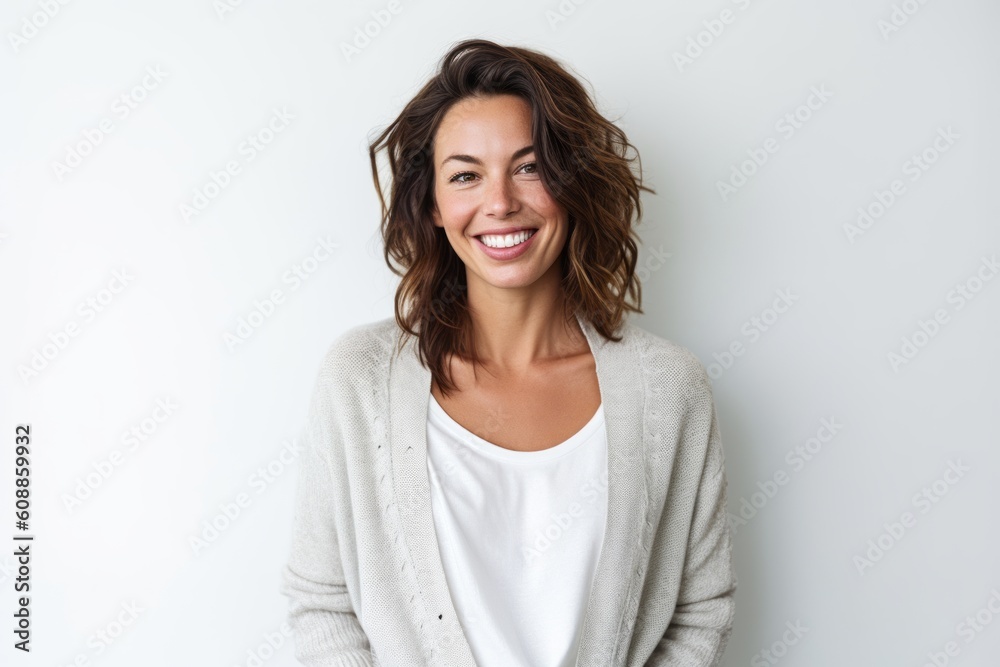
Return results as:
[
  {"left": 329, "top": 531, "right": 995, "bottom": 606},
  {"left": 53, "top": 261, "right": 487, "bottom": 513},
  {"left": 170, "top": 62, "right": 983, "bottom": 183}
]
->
[{"left": 482, "top": 176, "right": 517, "bottom": 217}]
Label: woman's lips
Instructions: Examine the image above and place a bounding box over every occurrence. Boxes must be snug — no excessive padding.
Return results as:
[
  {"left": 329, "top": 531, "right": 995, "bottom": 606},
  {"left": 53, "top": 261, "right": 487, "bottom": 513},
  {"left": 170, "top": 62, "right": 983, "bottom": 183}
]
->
[{"left": 473, "top": 229, "right": 537, "bottom": 260}]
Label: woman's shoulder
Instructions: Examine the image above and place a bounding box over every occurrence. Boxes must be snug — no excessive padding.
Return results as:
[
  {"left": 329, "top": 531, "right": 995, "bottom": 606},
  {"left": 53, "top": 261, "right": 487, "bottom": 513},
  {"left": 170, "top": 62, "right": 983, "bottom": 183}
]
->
[
  {"left": 329, "top": 314, "right": 400, "bottom": 354},
  {"left": 315, "top": 315, "right": 402, "bottom": 383},
  {"left": 621, "top": 318, "right": 713, "bottom": 402}
]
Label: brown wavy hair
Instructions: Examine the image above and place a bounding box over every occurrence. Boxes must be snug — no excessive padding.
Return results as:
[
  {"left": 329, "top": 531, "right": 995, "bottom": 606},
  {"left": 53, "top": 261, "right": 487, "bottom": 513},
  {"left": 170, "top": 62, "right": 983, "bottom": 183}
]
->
[{"left": 368, "top": 38, "right": 654, "bottom": 396}]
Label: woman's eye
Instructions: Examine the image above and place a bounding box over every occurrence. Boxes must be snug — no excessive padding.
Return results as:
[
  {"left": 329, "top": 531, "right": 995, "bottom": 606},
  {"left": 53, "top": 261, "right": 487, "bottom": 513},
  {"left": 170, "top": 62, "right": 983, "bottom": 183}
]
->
[{"left": 449, "top": 163, "right": 536, "bottom": 184}]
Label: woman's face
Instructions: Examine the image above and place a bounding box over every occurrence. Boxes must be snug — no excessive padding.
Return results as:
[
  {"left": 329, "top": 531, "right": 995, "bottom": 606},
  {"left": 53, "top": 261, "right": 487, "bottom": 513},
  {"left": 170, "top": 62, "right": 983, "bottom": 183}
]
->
[{"left": 431, "top": 94, "right": 569, "bottom": 293}]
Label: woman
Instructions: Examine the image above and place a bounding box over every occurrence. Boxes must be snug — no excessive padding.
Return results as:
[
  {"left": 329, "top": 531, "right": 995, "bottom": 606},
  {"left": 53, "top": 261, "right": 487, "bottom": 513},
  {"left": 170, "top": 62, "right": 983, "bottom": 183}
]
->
[{"left": 281, "top": 39, "right": 737, "bottom": 667}]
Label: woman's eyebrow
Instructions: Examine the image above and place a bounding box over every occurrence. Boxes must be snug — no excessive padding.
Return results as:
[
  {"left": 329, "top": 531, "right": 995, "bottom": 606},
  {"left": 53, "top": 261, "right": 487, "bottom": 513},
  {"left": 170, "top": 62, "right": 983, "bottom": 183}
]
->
[{"left": 441, "top": 144, "right": 534, "bottom": 166}]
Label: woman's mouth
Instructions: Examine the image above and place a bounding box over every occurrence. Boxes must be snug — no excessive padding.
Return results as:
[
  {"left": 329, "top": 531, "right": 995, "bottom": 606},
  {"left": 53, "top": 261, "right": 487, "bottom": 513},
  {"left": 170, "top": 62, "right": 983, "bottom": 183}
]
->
[{"left": 473, "top": 228, "right": 538, "bottom": 260}]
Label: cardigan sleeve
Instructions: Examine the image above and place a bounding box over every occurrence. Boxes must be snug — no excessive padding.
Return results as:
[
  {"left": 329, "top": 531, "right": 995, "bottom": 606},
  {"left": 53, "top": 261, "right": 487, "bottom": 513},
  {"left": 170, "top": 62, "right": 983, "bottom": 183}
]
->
[
  {"left": 279, "top": 359, "right": 374, "bottom": 667},
  {"left": 646, "top": 376, "right": 738, "bottom": 666}
]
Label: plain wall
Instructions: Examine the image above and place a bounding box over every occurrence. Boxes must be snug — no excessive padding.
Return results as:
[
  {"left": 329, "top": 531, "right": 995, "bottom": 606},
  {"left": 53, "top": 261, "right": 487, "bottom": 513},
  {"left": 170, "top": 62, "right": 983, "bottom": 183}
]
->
[{"left": 1, "top": 0, "right": 998, "bottom": 665}]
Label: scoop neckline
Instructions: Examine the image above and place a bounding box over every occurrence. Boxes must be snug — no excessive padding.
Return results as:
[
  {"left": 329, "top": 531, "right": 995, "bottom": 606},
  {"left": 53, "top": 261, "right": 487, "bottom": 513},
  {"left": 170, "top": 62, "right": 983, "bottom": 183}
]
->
[{"left": 427, "top": 393, "right": 605, "bottom": 464}]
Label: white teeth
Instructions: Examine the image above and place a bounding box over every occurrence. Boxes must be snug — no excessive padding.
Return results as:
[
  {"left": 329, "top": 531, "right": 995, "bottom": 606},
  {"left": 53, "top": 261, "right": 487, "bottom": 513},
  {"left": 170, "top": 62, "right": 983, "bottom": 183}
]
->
[{"left": 479, "top": 229, "right": 536, "bottom": 249}]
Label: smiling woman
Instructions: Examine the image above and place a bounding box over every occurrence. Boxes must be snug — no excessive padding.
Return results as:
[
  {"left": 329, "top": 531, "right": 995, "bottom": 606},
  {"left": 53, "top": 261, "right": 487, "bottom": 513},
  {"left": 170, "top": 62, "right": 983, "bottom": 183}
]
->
[
  {"left": 432, "top": 94, "right": 569, "bottom": 295},
  {"left": 280, "top": 38, "right": 738, "bottom": 667}
]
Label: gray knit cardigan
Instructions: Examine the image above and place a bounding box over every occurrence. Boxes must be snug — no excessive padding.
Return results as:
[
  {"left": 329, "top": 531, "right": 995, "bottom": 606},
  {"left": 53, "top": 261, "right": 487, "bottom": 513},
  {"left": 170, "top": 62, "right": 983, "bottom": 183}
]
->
[{"left": 280, "top": 310, "right": 738, "bottom": 666}]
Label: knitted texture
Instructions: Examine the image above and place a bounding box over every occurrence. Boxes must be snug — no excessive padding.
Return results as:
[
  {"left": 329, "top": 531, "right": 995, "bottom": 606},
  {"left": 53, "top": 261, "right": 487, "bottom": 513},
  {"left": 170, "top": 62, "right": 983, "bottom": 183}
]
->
[{"left": 279, "top": 310, "right": 738, "bottom": 666}]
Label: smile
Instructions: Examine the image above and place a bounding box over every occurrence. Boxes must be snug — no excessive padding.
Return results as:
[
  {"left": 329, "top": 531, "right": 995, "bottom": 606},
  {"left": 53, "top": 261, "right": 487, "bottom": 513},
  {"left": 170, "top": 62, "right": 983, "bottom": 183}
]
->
[
  {"left": 476, "top": 229, "right": 537, "bottom": 248},
  {"left": 473, "top": 228, "right": 538, "bottom": 261}
]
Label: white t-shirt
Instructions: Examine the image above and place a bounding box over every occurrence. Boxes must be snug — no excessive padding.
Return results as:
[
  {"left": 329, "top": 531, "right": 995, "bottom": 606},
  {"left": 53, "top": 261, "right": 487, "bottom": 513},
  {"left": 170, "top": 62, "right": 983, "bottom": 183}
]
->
[{"left": 425, "top": 393, "right": 609, "bottom": 667}]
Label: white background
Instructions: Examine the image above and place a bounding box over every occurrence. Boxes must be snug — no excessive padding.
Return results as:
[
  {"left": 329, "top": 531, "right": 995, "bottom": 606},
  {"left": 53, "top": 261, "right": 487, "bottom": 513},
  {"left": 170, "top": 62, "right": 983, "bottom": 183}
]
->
[{"left": 2, "top": 0, "right": 999, "bottom": 665}]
